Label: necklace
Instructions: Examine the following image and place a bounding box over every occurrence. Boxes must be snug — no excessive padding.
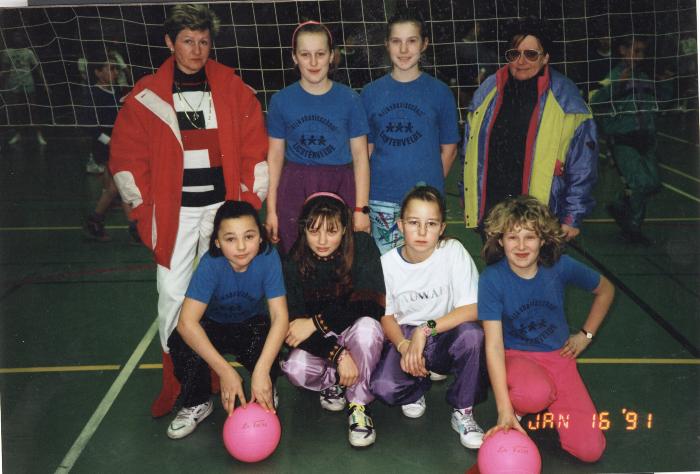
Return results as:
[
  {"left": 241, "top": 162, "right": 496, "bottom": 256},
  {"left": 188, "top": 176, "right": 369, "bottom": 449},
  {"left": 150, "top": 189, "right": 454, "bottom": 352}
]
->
[{"left": 175, "top": 80, "right": 211, "bottom": 129}]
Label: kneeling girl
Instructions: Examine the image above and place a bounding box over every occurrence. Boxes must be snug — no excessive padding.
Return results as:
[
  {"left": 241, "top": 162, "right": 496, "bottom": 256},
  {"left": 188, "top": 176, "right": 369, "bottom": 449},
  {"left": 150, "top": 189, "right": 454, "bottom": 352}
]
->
[
  {"left": 370, "top": 186, "right": 487, "bottom": 449},
  {"left": 280, "top": 193, "right": 386, "bottom": 448},
  {"left": 479, "top": 195, "right": 614, "bottom": 462},
  {"left": 167, "top": 201, "right": 288, "bottom": 439}
]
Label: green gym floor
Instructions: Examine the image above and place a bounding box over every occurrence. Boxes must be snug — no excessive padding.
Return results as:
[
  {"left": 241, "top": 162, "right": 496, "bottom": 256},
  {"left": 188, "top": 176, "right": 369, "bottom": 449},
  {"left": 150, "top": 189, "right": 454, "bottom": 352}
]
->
[{"left": 1, "top": 112, "right": 699, "bottom": 473}]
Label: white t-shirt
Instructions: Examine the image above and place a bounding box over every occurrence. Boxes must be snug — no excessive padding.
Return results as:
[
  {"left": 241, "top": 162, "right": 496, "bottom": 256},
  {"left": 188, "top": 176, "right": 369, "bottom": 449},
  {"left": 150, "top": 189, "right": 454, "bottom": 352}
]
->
[{"left": 381, "top": 239, "right": 479, "bottom": 326}]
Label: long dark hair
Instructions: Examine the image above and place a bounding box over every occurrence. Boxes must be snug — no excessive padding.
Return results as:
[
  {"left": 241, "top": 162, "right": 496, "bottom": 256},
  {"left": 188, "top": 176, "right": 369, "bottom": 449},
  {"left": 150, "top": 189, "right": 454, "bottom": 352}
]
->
[
  {"left": 208, "top": 201, "right": 270, "bottom": 257},
  {"left": 289, "top": 194, "right": 354, "bottom": 289}
]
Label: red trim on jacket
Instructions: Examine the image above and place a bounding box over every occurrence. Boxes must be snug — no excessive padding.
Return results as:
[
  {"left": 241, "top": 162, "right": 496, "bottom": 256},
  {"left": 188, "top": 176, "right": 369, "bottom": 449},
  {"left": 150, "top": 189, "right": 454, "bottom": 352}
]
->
[
  {"left": 521, "top": 66, "right": 551, "bottom": 195},
  {"left": 110, "top": 57, "right": 268, "bottom": 267},
  {"left": 479, "top": 65, "right": 551, "bottom": 221}
]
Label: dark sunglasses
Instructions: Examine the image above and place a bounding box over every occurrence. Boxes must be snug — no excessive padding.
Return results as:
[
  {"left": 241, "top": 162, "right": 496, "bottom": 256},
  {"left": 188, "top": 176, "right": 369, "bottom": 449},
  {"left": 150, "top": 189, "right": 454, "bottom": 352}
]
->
[{"left": 505, "top": 49, "right": 544, "bottom": 62}]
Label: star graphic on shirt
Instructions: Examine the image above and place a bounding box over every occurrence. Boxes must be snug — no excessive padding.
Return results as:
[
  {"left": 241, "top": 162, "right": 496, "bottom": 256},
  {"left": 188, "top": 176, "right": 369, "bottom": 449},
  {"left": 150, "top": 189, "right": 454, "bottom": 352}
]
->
[
  {"left": 395, "top": 122, "right": 404, "bottom": 133},
  {"left": 299, "top": 134, "right": 307, "bottom": 146},
  {"left": 386, "top": 122, "right": 395, "bottom": 133},
  {"left": 405, "top": 122, "right": 413, "bottom": 132},
  {"left": 307, "top": 135, "right": 318, "bottom": 145},
  {"left": 317, "top": 135, "right": 326, "bottom": 145}
]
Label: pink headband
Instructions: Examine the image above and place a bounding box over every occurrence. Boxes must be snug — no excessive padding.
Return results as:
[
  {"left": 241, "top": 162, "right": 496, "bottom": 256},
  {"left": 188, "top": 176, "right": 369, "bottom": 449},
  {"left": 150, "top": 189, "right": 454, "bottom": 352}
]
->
[
  {"left": 292, "top": 20, "right": 333, "bottom": 49},
  {"left": 304, "top": 191, "right": 345, "bottom": 205}
]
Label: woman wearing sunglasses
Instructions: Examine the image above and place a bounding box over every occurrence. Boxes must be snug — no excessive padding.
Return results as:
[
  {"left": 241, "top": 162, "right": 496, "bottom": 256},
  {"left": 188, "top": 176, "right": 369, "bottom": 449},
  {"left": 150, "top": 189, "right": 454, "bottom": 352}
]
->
[{"left": 462, "top": 18, "right": 597, "bottom": 241}]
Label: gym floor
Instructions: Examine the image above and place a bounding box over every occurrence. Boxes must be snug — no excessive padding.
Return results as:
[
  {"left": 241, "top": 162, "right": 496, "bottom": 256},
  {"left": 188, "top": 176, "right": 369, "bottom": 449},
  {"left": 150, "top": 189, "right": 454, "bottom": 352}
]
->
[{"left": 1, "top": 111, "right": 698, "bottom": 473}]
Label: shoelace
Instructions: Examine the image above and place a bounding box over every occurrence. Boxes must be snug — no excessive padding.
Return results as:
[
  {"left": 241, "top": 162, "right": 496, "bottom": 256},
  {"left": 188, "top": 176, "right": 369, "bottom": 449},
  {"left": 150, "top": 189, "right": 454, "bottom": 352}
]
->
[
  {"left": 455, "top": 410, "right": 480, "bottom": 433},
  {"left": 349, "top": 403, "right": 373, "bottom": 434},
  {"left": 175, "top": 404, "right": 207, "bottom": 422}
]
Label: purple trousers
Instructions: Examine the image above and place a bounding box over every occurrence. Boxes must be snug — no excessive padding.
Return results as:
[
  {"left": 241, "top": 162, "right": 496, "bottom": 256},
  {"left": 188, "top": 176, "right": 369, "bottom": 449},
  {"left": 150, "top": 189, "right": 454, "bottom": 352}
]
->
[
  {"left": 277, "top": 161, "right": 356, "bottom": 254},
  {"left": 280, "top": 317, "right": 383, "bottom": 405},
  {"left": 370, "top": 322, "right": 487, "bottom": 409}
]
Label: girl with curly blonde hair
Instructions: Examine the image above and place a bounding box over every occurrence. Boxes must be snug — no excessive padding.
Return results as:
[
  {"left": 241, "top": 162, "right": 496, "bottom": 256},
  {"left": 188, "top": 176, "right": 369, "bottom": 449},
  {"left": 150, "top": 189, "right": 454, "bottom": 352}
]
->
[{"left": 478, "top": 195, "right": 615, "bottom": 463}]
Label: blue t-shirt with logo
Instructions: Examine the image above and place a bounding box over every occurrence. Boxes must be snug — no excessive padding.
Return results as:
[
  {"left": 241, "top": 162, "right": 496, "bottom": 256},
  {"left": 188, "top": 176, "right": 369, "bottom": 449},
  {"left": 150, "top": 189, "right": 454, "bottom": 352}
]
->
[
  {"left": 186, "top": 248, "right": 286, "bottom": 324},
  {"left": 478, "top": 255, "right": 601, "bottom": 352},
  {"left": 267, "top": 81, "right": 369, "bottom": 166},
  {"left": 361, "top": 73, "right": 460, "bottom": 204}
]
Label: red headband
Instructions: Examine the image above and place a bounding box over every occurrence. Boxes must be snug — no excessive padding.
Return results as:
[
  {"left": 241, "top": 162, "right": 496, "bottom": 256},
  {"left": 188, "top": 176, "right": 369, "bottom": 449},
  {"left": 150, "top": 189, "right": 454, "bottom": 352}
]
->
[
  {"left": 304, "top": 191, "right": 345, "bottom": 205},
  {"left": 292, "top": 20, "right": 333, "bottom": 49}
]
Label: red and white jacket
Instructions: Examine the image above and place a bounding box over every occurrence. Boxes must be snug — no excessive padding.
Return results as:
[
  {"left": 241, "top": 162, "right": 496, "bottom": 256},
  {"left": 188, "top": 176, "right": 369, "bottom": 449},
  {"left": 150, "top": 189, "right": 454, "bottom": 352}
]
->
[{"left": 110, "top": 57, "right": 268, "bottom": 267}]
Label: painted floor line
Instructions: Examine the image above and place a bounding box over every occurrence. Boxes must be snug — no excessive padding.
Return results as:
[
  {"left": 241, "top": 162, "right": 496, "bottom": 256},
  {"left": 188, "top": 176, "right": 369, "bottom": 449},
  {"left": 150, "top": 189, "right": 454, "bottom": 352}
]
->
[
  {"left": 0, "top": 225, "right": 128, "bottom": 232},
  {"left": 0, "top": 365, "right": 120, "bottom": 374},
  {"left": 658, "top": 131, "right": 700, "bottom": 147},
  {"left": 659, "top": 163, "right": 700, "bottom": 183},
  {"left": 4, "top": 218, "right": 699, "bottom": 232},
  {"left": 661, "top": 182, "right": 700, "bottom": 203},
  {"left": 2, "top": 358, "right": 698, "bottom": 375},
  {"left": 54, "top": 317, "right": 158, "bottom": 474},
  {"left": 446, "top": 217, "right": 700, "bottom": 225}
]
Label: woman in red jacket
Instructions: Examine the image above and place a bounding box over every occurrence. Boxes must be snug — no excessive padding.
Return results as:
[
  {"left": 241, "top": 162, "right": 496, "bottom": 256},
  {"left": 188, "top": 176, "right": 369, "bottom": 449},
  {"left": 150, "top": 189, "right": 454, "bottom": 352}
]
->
[{"left": 110, "top": 4, "right": 269, "bottom": 418}]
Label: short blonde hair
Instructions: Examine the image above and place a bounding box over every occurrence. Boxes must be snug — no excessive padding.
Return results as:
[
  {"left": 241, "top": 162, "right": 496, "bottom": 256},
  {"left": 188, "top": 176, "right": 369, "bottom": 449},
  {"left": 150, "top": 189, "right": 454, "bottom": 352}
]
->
[
  {"left": 481, "top": 195, "right": 566, "bottom": 267},
  {"left": 165, "top": 4, "right": 220, "bottom": 42}
]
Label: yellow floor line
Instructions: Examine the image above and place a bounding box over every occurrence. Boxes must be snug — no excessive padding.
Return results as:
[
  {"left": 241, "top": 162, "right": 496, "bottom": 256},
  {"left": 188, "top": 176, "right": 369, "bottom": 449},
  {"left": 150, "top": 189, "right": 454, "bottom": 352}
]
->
[
  {"left": 578, "top": 358, "right": 700, "bottom": 365},
  {"left": 1, "top": 359, "right": 697, "bottom": 374},
  {"left": 0, "top": 365, "right": 120, "bottom": 374},
  {"left": 447, "top": 217, "right": 700, "bottom": 225},
  {"left": 0, "top": 225, "right": 128, "bottom": 231}
]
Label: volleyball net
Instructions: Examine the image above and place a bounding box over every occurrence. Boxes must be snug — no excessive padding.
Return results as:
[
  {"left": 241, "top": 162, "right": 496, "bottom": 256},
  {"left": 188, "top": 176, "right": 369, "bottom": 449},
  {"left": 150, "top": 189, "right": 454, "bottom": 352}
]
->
[{"left": 0, "top": 0, "right": 697, "bottom": 127}]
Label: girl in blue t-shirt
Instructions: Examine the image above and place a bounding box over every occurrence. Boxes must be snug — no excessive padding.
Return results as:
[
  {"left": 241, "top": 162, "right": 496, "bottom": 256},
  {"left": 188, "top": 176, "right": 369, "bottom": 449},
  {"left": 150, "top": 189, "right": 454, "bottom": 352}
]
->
[
  {"left": 265, "top": 21, "right": 371, "bottom": 254},
  {"left": 165, "top": 201, "right": 289, "bottom": 440},
  {"left": 478, "top": 196, "right": 615, "bottom": 462},
  {"left": 361, "top": 9, "right": 460, "bottom": 254}
]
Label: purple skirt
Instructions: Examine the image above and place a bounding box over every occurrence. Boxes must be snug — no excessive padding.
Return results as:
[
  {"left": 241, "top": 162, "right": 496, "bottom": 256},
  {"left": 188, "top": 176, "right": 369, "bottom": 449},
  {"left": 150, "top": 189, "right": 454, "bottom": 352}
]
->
[{"left": 277, "top": 161, "right": 355, "bottom": 254}]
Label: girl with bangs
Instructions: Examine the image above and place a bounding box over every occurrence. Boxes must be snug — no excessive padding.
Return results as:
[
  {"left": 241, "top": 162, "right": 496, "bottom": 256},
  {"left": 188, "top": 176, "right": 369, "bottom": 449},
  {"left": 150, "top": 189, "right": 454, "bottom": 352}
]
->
[
  {"left": 265, "top": 21, "right": 371, "bottom": 255},
  {"left": 370, "top": 186, "right": 487, "bottom": 450},
  {"left": 280, "top": 193, "right": 385, "bottom": 447},
  {"left": 479, "top": 195, "right": 615, "bottom": 462}
]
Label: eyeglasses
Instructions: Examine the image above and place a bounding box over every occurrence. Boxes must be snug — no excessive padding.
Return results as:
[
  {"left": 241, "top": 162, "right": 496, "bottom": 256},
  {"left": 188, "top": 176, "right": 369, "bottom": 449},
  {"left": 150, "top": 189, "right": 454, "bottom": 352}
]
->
[
  {"left": 401, "top": 218, "right": 443, "bottom": 232},
  {"left": 505, "top": 49, "right": 544, "bottom": 63}
]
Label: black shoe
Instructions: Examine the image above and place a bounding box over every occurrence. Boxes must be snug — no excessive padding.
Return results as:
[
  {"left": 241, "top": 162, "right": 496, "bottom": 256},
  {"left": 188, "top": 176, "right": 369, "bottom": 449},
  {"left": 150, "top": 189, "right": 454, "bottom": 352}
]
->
[
  {"left": 128, "top": 221, "right": 142, "bottom": 246},
  {"left": 84, "top": 214, "right": 111, "bottom": 242},
  {"left": 606, "top": 203, "right": 631, "bottom": 232}
]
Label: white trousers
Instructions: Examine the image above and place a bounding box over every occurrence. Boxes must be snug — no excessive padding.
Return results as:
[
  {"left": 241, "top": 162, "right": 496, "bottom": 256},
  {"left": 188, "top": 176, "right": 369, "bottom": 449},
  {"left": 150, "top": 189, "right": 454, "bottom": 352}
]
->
[{"left": 156, "top": 202, "right": 222, "bottom": 352}]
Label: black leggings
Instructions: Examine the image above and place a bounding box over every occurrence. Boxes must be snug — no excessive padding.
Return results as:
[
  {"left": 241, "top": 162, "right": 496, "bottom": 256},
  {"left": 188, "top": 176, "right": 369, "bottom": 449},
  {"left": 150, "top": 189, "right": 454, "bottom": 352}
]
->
[{"left": 168, "top": 315, "right": 279, "bottom": 407}]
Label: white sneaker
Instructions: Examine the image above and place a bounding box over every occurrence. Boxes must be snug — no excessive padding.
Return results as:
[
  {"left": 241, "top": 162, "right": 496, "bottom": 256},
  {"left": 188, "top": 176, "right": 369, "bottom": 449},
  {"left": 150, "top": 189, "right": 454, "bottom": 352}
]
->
[
  {"left": 348, "top": 403, "right": 376, "bottom": 447},
  {"left": 401, "top": 395, "right": 426, "bottom": 418},
  {"left": 320, "top": 384, "right": 346, "bottom": 412},
  {"left": 166, "top": 400, "right": 213, "bottom": 439},
  {"left": 451, "top": 408, "right": 484, "bottom": 449},
  {"left": 8, "top": 133, "right": 20, "bottom": 145},
  {"left": 36, "top": 133, "right": 47, "bottom": 146},
  {"left": 429, "top": 371, "right": 448, "bottom": 381}
]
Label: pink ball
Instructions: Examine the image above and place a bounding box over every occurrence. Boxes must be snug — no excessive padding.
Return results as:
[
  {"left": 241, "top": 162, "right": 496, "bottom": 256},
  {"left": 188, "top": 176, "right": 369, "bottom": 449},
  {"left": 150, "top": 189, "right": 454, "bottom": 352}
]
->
[
  {"left": 477, "top": 430, "right": 541, "bottom": 474},
  {"left": 222, "top": 402, "right": 281, "bottom": 463}
]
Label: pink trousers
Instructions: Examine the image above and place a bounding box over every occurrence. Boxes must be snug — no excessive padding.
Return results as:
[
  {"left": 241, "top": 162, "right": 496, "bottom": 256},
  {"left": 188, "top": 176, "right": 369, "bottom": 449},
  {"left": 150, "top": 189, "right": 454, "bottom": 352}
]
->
[{"left": 506, "top": 349, "right": 606, "bottom": 463}]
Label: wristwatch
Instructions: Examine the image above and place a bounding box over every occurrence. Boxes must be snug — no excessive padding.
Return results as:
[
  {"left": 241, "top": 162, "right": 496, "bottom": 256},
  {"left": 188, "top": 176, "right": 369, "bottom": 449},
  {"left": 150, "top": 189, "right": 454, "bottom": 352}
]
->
[
  {"left": 354, "top": 206, "right": 370, "bottom": 214},
  {"left": 580, "top": 328, "right": 594, "bottom": 340},
  {"left": 421, "top": 320, "right": 438, "bottom": 337}
]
